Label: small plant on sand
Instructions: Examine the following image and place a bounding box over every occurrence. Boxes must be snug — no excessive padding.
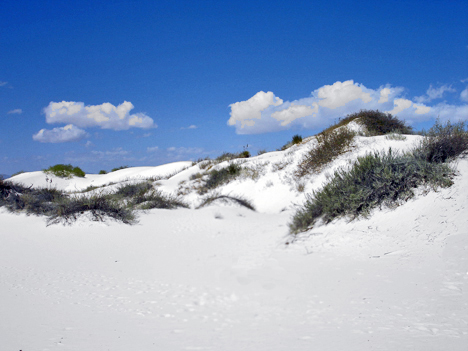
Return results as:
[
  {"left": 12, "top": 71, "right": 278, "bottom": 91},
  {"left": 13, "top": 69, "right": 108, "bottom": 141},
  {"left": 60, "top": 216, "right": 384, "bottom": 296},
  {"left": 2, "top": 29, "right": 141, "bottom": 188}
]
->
[
  {"left": 196, "top": 192, "right": 255, "bottom": 211},
  {"left": 296, "top": 126, "right": 355, "bottom": 177},
  {"left": 199, "top": 163, "right": 242, "bottom": 194},
  {"left": 44, "top": 164, "right": 86, "bottom": 178},
  {"left": 414, "top": 119, "right": 468, "bottom": 163},
  {"left": 281, "top": 134, "right": 303, "bottom": 150},
  {"left": 111, "top": 166, "right": 129, "bottom": 172}
]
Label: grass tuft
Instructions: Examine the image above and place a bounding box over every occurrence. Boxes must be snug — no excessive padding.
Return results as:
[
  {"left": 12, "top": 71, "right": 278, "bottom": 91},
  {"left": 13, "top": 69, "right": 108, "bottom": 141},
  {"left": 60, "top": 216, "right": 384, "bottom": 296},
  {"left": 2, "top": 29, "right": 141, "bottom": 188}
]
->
[
  {"left": 296, "top": 126, "right": 355, "bottom": 177},
  {"left": 289, "top": 148, "right": 454, "bottom": 235},
  {"left": 197, "top": 193, "right": 255, "bottom": 211}
]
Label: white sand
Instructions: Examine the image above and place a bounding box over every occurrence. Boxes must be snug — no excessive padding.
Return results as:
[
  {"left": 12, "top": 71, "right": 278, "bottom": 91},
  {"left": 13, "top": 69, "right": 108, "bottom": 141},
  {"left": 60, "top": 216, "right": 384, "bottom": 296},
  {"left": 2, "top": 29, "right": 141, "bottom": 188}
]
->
[{"left": 1, "top": 131, "right": 467, "bottom": 350}]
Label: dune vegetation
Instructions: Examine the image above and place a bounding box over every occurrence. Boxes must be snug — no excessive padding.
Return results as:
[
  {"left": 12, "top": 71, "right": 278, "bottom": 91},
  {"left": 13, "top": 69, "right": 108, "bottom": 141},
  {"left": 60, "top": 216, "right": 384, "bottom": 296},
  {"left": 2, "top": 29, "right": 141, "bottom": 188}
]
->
[{"left": 2, "top": 110, "right": 467, "bottom": 230}]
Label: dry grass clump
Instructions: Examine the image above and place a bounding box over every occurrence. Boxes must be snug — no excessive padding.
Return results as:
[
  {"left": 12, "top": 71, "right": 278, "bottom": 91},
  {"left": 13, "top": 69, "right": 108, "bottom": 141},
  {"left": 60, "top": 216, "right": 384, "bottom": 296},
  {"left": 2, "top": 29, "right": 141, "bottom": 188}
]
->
[
  {"left": 414, "top": 119, "right": 468, "bottom": 163},
  {"left": 290, "top": 149, "right": 454, "bottom": 235},
  {"left": 197, "top": 193, "right": 255, "bottom": 211},
  {"left": 296, "top": 126, "right": 356, "bottom": 177},
  {"left": 198, "top": 163, "right": 242, "bottom": 194}
]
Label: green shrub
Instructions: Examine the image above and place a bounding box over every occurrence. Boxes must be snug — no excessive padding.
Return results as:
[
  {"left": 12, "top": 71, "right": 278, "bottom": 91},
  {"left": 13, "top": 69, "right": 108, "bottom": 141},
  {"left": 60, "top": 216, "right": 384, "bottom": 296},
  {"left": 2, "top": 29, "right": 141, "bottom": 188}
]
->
[
  {"left": 281, "top": 134, "right": 304, "bottom": 150},
  {"left": 414, "top": 119, "right": 468, "bottom": 163},
  {"left": 296, "top": 127, "right": 355, "bottom": 177},
  {"left": 44, "top": 164, "right": 86, "bottom": 178},
  {"left": 289, "top": 149, "right": 454, "bottom": 234},
  {"left": 257, "top": 149, "right": 267, "bottom": 156},
  {"left": 99, "top": 170, "right": 107, "bottom": 174}
]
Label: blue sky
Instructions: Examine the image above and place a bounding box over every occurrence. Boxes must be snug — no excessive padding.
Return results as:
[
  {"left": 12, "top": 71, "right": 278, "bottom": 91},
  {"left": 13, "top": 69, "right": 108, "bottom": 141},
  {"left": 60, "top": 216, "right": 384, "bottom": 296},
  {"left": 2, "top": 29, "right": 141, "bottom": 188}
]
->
[{"left": 1, "top": 0, "right": 467, "bottom": 175}]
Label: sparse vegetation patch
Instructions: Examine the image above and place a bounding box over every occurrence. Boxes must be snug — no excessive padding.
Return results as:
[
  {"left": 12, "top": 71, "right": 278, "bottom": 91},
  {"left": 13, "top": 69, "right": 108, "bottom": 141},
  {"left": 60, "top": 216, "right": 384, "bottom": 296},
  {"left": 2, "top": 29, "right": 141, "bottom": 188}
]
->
[
  {"left": 290, "top": 148, "right": 455, "bottom": 235},
  {"left": 44, "top": 164, "right": 86, "bottom": 178},
  {"left": 296, "top": 126, "right": 355, "bottom": 177}
]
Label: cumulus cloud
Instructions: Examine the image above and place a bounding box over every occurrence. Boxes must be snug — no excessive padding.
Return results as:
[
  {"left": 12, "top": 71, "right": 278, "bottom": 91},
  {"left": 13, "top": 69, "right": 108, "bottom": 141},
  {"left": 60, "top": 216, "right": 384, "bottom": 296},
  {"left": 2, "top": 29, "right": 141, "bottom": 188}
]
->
[
  {"left": 414, "top": 84, "right": 456, "bottom": 103},
  {"left": 227, "top": 80, "right": 466, "bottom": 134},
  {"left": 271, "top": 103, "right": 318, "bottom": 126},
  {"left": 32, "top": 124, "right": 88, "bottom": 143},
  {"left": 43, "top": 101, "right": 156, "bottom": 130},
  {"left": 7, "top": 109, "right": 22, "bottom": 114},
  {"left": 228, "top": 91, "right": 283, "bottom": 128},
  {"left": 314, "top": 80, "right": 372, "bottom": 109},
  {"left": 461, "top": 87, "right": 468, "bottom": 102}
]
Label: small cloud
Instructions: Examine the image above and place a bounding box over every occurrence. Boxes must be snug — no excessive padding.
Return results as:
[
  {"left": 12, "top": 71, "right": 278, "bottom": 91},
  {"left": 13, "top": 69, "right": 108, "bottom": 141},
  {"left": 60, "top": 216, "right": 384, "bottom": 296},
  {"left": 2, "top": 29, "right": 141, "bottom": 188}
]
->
[
  {"left": 414, "top": 84, "right": 456, "bottom": 103},
  {"left": 142, "top": 133, "right": 152, "bottom": 137},
  {"left": 166, "top": 146, "right": 204, "bottom": 159},
  {"left": 7, "top": 109, "right": 22, "bottom": 115},
  {"left": 378, "top": 88, "right": 392, "bottom": 103},
  {"left": 147, "top": 146, "right": 159, "bottom": 152},
  {"left": 0, "top": 81, "right": 7, "bottom": 87},
  {"left": 85, "top": 141, "right": 94, "bottom": 148},
  {"left": 181, "top": 125, "right": 198, "bottom": 130},
  {"left": 33, "top": 124, "right": 89, "bottom": 143},
  {"left": 43, "top": 101, "right": 156, "bottom": 130},
  {"left": 386, "top": 98, "right": 413, "bottom": 115},
  {"left": 460, "top": 87, "right": 468, "bottom": 103}
]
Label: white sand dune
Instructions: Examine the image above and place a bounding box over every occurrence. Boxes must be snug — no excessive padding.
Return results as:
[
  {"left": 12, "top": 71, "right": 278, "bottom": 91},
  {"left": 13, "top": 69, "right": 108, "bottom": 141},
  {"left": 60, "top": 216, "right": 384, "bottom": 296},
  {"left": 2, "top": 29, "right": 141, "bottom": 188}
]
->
[{"left": 1, "top": 131, "right": 467, "bottom": 350}]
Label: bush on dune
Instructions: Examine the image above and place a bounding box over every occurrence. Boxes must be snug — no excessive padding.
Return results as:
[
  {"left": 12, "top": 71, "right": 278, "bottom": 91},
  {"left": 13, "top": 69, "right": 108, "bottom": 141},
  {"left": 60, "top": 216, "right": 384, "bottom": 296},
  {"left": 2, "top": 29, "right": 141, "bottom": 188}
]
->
[
  {"left": 44, "top": 164, "right": 85, "bottom": 178},
  {"left": 289, "top": 149, "right": 455, "bottom": 235},
  {"left": 47, "top": 193, "right": 136, "bottom": 225},
  {"left": 414, "top": 119, "right": 468, "bottom": 163},
  {"left": 296, "top": 127, "right": 355, "bottom": 177}
]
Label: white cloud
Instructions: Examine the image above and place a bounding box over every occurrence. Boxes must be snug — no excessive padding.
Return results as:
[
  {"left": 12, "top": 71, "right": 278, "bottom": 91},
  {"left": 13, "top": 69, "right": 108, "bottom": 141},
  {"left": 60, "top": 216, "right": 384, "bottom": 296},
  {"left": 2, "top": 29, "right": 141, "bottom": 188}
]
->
[
  {"left": 314, "top": 80, "right": 372, "bottom": 109},
  {"left": 32, "top": 124, "right": 88, "bottom": 143},
  {"left": 227, "top": 80, "right": 466, "bottom": 134},
  {"left": 271, "top": 103, "right": 318, "bottom": 126},
  {"left": 181, "top": 125, "right": 198, "bottom": 130},
  {"left": 378, "top": 88, "right": 392, "bottom": 103},
  {"left": 7, "top": 109, "right": 22, "bottom": 115},
  {"left": 147, "top": 146, "right": 159, "bottom": 152},
  {"left": 43, "top": 101, "right": 156, "bottom": 130},
  {"left": 386, "top": 98, "right": 413, "bottom": 115},
  {"left": 228, "top": 91, "right": 283, "bottom": 128},
  {"left": 0, "top": 81, "right": 7, "bottom": 87},
  {"left": 414, "top": 84, "right": 456, "bottom": 103},
  {"left": 460, "top": 87, "right": 468, "bottom": 102},
  {"left": 85, "top": 141, "right": 94, "bottom": 148}
]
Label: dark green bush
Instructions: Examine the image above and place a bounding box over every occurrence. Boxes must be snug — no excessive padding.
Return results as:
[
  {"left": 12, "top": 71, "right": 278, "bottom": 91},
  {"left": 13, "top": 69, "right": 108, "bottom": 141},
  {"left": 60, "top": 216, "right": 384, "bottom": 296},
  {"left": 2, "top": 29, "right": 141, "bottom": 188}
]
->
[
  {"left": 296, "top": 127, "right": 355, "bottom": 177},
  {"left": 44, "top": 164, "right": 86, "bottom": 178},
  {"left": 281, "top": 134, "right": 303, "bottom": 150},
  {"left": 99, "top": 170, "right": 107, "bottom": 174},
  {"left": 290, "top": 149, "right": 454, "bottom": 234},
  {"left": 414, "top": 119, "right": 468, "bottom": 163},
  {"left": 323, "top": 110, "right": 413, "bottom": 136}
]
